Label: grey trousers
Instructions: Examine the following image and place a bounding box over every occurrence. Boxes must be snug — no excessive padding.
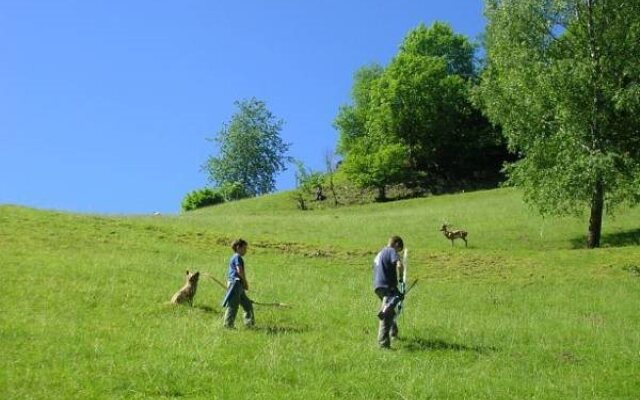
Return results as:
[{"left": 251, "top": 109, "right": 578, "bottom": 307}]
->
[
  {"left": 375, "top": 287, "right": 399, "bottom": 348},
  {"left": 223, "top": 284, "right": 255, "bottom": 328}
]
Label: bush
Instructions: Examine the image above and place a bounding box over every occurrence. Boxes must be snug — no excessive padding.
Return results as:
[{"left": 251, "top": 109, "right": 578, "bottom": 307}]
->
[
  {"left": 181, "top": 188, "right": 225, "bottom": 211},
  {"left": 220, "top": 181, "right": 249, "bottom": 201}
]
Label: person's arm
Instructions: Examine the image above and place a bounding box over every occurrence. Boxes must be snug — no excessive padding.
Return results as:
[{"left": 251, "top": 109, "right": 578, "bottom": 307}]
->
[{"left": 236, "top": 265, "right": 249, "bottom": 291}]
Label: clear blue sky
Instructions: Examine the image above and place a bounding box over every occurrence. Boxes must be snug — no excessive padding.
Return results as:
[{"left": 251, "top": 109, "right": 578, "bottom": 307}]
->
[{"left": 1, "top": 1, "right": 486, "bottom": 214}]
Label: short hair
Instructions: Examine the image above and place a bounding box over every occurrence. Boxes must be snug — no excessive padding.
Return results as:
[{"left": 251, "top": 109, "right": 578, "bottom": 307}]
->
[
  {"left": 231, "top": 238, "right": 248, "bottom": 252},
  {"left": 388, "top": 236, "right": 404, "bottom": 250}
]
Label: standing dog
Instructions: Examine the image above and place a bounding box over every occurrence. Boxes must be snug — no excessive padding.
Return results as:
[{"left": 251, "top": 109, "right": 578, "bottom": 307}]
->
[{"left": 170, "top": 270, "right": 200, "bottom": 305}]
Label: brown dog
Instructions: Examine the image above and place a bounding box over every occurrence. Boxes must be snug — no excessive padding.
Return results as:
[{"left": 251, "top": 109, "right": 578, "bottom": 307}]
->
[{"left": 170, "top": 270, "right": 200, "bottom": 305}]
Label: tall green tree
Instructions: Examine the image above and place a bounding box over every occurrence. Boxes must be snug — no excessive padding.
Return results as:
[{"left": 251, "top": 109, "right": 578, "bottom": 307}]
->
[
  {"left": 335, "top": 22, "right": 505, "bottom": 195},
  {"left": 477, "top": 0, "right": 640, "bottom": 248},
  {"left": 335, "top": 64, "right": 408, "bottom": 200},
  {"left": 204, "top": 98, "right": 291, "bottom": 197}
]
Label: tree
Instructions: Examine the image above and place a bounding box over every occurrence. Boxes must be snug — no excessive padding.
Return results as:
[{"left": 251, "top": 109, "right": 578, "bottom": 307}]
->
[
  {"left": 379, "top": 22, "right": 505, "bottom": 183},
  {"left": 335, "top": 22, "right": 506, "bottom": 194},
  {"left": 479, "top": 0, "right": 640, "bottom": 248},
  {"left": 291, "top": 160, "right": 324, "bottom": 210},
  {"left": 477, "top": 0, "right": 640, "bottom": 248},
  {"left": 204, "top": 98, "right": 291, "bottom": 197},
  {"left": 334, "top": 64, "right": 408, "bottom": 200}
]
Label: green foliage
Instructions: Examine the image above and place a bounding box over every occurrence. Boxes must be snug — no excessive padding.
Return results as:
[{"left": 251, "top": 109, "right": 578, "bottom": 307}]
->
[
  {"left": 181, "top": 187, "right": 224, "bottom": 211},
  {"left": 334, "top": 64, "right": 384, "bottom": 155},
  {"left": 335, "top": 22, "right": 506, "bottom": 194},
  {"left": 204, "top": 98, "right": 291, "bottom": 197},
  {"left": 400, "top": 22, "right": 476, "bottom": 78},
  {"left": 342, "top": 141, "right": 408, "bottom": 200},
  {"left": 291, "top": 160, "right": 325, "bottom": 210},
  {"left": 219, "top": 181, "right": 249, "bottom": 202},
  {"left": 477, "top": 0, "right": 640, "bottom": 246}
]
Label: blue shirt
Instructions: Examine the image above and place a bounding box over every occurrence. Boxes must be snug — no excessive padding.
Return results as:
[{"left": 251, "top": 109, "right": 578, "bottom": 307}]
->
[
  {"left": 228, "top": 253, "right": 244, "bottom": 282},
  {"left": 372, "top": 246, "right": 399, "bottom": 289}
]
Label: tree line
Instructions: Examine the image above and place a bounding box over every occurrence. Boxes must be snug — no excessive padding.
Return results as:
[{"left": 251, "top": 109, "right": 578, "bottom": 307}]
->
[{"left": 186, "top": 0, "right": 640, "bottom": 249}]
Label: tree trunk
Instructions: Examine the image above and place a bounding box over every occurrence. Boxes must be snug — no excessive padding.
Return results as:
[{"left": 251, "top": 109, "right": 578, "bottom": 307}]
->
[
  {"left": 587, "top": 179, "right": 604, "bottom": 248},
  {"left": 585, "top": 0, "right": 604, "bottom": 249}
]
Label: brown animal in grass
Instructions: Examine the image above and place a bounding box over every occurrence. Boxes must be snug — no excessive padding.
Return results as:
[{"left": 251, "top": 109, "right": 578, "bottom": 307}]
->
[
  {"left": 440, "top": 224, "right": 468, "bottom": 247},
  {"left": 170, "top": 270, "right": 200, "bottom": 305}
]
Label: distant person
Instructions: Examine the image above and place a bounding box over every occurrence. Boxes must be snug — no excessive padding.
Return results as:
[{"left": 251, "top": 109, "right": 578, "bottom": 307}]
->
[
  {"left": 222, "top": 239, "right": 255, "bottom": 329},
  {"left": 372, "top": 236, "right": 405, "bottom": 349}
]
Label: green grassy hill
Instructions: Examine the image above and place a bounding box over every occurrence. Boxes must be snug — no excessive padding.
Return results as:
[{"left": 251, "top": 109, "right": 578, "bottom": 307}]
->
[{"left": 1, "top": 188, "right": 639, "bottom": 399}]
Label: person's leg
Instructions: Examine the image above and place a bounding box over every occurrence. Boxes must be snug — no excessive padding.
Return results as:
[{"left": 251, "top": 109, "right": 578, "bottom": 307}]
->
[
  {"left": 375, "top": 288, "right": 392, "bottom": 348},
  {"left": 223, "top": 287, "right": 241, "bottom": 328},
  {"left": 239, "top": 290, "right": 255, "bottom": 327},
  {"left": 390, "top": 320, "right": 399, "bottom": 339}
]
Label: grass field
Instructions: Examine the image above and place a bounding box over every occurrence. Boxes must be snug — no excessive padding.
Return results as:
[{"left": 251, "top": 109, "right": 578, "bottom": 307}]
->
[{"left": 1, "top": 188, "right": 639, "bottom": 399}]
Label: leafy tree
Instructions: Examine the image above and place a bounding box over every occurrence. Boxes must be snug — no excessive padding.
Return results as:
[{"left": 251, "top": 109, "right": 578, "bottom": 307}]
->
[
  {"left": 291, "top": 160, "right": 325, "bottom": 210},
  {"left": 477, "top": 0, "right": 640, "bottom": 248},
  {"left": 204, "top": 98, "right": 291, "bottom": 197},
  {"left": 335, "top": 22, "right": 506, "bottom": 194},
  {"left": 334, "top": 64, "right": 408, "bottom": 200},
  {"left": 381, "top": 22, "right": 505, "bottom": 183}
]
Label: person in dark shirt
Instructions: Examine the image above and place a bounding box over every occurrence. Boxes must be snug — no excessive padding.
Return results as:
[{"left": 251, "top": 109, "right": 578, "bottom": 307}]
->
[
  {"left": 222, "top": 239, "right": 255, "bottom": 329},
  {"left": 372, "top": 236, "right": 405, "bottom": 348}
]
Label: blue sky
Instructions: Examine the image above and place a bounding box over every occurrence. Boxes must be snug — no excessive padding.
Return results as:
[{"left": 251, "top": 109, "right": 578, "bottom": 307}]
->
[{"left": 1, "top": 1, "right": 486, "bottom": 214}]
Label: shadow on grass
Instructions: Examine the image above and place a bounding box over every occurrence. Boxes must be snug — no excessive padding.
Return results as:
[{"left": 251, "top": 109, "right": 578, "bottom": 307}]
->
[
  {"left": 402, "top": 337, "right": 497, "bottom": 354},
  {"left": 255, "top": 324, "right": 309, "bottom": 336},
  {"left": 194, "top": 304, "right": 221, "bottom": 314},
  {"left": 622, "top": 264, "right": 640, "bottom": 278},
  {"left": 571, "top": 228, "right": 640, "bottom": 249}
]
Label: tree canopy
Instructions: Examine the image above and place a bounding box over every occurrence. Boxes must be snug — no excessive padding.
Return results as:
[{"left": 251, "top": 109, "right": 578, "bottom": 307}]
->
[
  {"left": 477, "top": 0, "right": 640, "bottom": 248},
  {"left": 335, "top": 22, "right": 506, "bottom": 198},
  {"left": 204, "top": 98, "right": 291, "bottom": 197}
]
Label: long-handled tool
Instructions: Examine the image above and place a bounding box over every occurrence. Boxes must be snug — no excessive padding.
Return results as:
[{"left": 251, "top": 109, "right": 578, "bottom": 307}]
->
[{"left": 203, "top": 273, "right": 290, "bottom": 308}]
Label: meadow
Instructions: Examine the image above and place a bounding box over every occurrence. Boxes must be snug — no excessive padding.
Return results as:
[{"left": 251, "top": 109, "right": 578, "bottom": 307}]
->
[{"left": 1, "top": 188, "right": 639, "bottom": 399}]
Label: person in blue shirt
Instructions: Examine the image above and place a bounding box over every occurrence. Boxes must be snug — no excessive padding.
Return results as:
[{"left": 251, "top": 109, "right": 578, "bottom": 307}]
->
[
  {"left": 222, "top": 239, "right": 255, "bottom": 329},
  {"left": 372, "top": 236, "right": 405, "bottom": 348}
]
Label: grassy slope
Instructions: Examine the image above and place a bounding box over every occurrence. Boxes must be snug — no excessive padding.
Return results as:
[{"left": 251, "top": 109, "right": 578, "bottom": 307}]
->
[{"left": 1, "top": 188, "right": 639, "bottom": 399}]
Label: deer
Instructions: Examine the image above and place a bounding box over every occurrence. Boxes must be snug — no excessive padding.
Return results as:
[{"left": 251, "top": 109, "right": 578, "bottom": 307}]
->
[{"left": 440, "top": 224, "right": 468, "bottom": 247}]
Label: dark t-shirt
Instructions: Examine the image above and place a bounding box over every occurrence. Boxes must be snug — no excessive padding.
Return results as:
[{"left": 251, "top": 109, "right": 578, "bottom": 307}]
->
[
  {"left": 228, "top": 253, "right": 244, "bottom": 282},
  {"left": 372, "top": 246, "right": 399, "bottom": 289}
]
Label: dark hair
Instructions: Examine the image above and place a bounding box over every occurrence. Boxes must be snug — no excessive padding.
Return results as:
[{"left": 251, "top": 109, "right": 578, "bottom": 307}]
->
[
  {"left": 231, "top": 238, "right": 248, "bottom": 252},
  {"left": 388, "top": 236, "right": 404, "bottom": 250}
]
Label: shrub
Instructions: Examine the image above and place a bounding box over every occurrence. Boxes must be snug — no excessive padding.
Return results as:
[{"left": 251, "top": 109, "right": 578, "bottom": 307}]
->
[
  {"left": 181, "top": 188, "right": 224, "bottom": 211},
  {"left": 219, "top": 181, "right": 249, "bottom": 202}
]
